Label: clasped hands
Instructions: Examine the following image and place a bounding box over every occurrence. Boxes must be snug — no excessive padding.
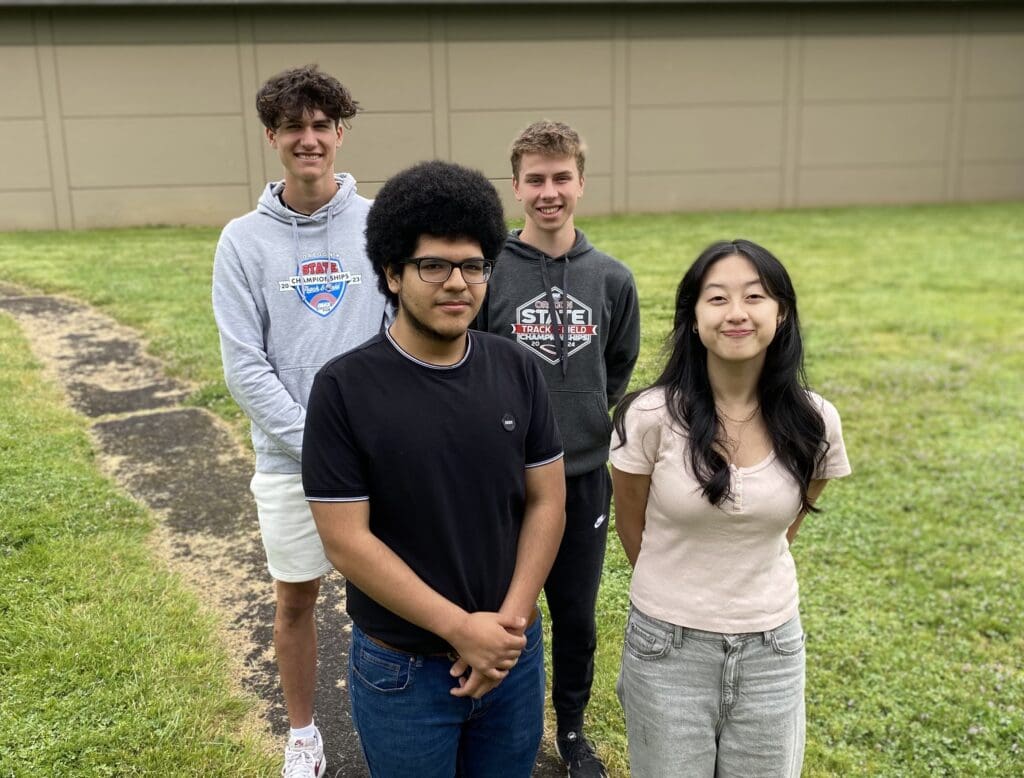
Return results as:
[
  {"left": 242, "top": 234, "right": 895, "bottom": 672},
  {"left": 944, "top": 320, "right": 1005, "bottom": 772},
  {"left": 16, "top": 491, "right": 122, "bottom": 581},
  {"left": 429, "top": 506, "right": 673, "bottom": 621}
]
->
[{"left": 446, "top": 611, "right": 529, "bottom": 699}]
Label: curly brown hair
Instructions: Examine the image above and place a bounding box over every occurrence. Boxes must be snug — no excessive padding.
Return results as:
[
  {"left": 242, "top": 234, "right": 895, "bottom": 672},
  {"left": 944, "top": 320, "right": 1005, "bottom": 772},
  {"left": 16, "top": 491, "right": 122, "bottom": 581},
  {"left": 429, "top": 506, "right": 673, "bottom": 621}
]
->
[
  {"left": 509, "top": 120, "right": 586, "bottom": 180},
  {"left": 256, "top": 64, "right": 360, "bottom": 130}
]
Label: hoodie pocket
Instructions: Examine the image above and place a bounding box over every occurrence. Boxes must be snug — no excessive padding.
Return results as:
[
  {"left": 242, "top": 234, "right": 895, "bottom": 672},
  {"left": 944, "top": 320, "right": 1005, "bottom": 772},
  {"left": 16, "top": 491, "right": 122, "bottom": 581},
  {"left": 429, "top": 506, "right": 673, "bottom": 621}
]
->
[{"left": 548, "top": 390, "right": 612, "bottom": 461}]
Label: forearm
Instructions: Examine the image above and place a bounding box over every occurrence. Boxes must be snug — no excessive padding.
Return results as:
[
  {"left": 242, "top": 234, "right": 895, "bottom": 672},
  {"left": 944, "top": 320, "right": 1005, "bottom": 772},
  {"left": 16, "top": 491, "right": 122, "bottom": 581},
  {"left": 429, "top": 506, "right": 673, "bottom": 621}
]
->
[
  {"left": 311, "top": 500, "right": 527, "bottom": 682},
  {"left": 611, "top": 467, "right": 649, "bottom": 568},
  {"left": 500, "top": 461, "right": 566, "bottom": 622},
  {"left": 214, "top": 247, "right": 305, "bottom": 460},
  {"left": 787, "top": 479, "right": 828, "bottom": 545},
  {"left": 315, "top": 510, "right": 466, "bottom": 640}
]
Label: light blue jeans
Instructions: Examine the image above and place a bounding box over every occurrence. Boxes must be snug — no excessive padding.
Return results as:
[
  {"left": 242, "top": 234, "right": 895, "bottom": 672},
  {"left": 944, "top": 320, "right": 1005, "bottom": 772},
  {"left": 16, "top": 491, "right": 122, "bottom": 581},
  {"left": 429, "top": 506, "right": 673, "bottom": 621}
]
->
[
  {"left": 617, "top": 605, "right": 806, "bottom": 777},
  {"left": 348, "top": 616, "right": 545, "bottom": 777}
]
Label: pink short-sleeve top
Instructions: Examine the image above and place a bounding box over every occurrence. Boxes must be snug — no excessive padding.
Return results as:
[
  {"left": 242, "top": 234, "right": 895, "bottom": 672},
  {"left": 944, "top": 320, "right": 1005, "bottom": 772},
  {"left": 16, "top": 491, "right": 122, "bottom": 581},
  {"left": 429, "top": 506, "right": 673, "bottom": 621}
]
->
[{"left": 610, "top": 388, "right": 851, "bottom": 633}]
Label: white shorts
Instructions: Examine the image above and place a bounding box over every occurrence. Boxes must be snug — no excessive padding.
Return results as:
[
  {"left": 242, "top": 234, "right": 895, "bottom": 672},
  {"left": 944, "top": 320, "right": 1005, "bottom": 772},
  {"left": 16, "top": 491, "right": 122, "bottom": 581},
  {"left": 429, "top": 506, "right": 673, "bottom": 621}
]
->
[{"left": 250, "top": 471, "right": 333, "bottom": 583}]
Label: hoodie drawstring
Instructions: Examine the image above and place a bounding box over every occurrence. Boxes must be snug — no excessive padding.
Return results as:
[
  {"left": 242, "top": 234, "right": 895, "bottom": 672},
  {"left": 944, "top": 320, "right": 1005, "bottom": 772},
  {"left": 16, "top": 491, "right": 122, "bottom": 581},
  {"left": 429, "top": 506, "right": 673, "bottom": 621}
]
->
[
  {"left": 290, "top": 217, "right": 301, "bottom": 269},
  {"left": 539, "top": 254, "right": 571, "bottom": 378},
  {"left": 290, "top": 207, "right": 335, "bottom": 274}
]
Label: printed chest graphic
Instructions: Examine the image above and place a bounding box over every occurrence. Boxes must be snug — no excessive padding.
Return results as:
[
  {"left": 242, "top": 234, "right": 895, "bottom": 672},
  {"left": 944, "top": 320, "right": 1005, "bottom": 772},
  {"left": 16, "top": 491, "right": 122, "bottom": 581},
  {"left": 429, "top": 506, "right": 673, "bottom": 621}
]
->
[
  {"left": 512, "top": 287, "right": 597, "bottom": 365},
  {"left": 278, "top": 257, "right": 362, "bottom": 317}
]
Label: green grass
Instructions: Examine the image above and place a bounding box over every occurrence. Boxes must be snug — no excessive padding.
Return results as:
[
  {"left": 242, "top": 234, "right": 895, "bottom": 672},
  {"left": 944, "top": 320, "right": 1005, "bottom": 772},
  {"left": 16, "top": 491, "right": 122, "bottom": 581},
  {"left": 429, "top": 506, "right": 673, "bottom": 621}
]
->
[
  {"left": 2, "top": 201, "right": 1023, "bottom": 775},
  {"left": 0, "top": 315, "right": 277, "bottom": 776}
]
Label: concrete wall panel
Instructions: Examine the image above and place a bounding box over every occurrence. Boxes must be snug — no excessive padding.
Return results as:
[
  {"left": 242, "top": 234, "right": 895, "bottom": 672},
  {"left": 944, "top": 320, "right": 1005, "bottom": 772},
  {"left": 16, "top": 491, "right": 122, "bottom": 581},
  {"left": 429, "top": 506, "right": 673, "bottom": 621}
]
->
[
  {"left": 0, "top": 47, "right": 44, "bottom": 118},
  {"left": 960, "top": 162, "right": 1024, "bottom": 200},
  {"left": 0, "top": 120, "right": 52, "bottom": 190},
  {"left": 52, "top": 8, "right": 237, "bottom": 44},
  {"left": 252, "top": 8, "right": 430, "bottom": 43},
  {"left": 798, "top": 166, "right": 945, "bottom": 206},
  {"left": 802, "top": 35, "right": 955, "bottom": 101},
  {"left": 627, "top": 171, "right": 782, "bottom": 213},
  {"left": 65, "top": 116, "right": 249, "bottom": 188},
  {"left": 967, "top": 34, "right": 1024, "bottom": 98},
  {"left": 70, "top": 185, "right": 251, "bottom": 229},
  {"left": 256, "top": 42, "right": 433, "bottom": 112},
  {"left": 449, "top": 109, "right": 612, "bottom": 179},
  {"left": 630, "top": 106, "right": 784, "bottom": 173},
  {"left": 800, "top": 103, "right": 948, "bottom": 167},
  {"left": 445, "top": 8, "right": 612, "bottom": 40},
  {"left": 962, "top": 100, "right": 1024, "bottom": 161},
  {"left": 0, "top": 191, "right": 57, "bottom": 231},
  {"left": 57, "top": 45, "right": 242, "bottom": 117},
  {"left": 447, "top": 41, "right": 613, "bottom": 111},
  {"left": 628, "top": 37, "right": 786, "bottom": 106},
  {"left": 628, "top": 8, "right": 788, "bottom": 38}
]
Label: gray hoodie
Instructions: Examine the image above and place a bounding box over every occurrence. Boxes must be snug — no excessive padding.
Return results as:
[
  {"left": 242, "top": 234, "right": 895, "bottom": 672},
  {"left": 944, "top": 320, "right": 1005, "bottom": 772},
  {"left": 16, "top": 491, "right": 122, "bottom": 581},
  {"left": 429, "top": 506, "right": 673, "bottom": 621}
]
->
[
  {"left": 213, "top": 173, "right": 388, "bottom": 473},
  {"left": 476, "top": 229, "right": 640, "bottom": 476}
]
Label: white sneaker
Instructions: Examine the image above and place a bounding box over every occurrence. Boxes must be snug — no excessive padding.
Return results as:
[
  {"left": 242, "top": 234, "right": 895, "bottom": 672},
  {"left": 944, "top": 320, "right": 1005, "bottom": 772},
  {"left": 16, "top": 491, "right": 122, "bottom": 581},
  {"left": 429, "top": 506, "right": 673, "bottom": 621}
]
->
[{"left": 281, "top": 726, "right": 326, "bottom": 778}]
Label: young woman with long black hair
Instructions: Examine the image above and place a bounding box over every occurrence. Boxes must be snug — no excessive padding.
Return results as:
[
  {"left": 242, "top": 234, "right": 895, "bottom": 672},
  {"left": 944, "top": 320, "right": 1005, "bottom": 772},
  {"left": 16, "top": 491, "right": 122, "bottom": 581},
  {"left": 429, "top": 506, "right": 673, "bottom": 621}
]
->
[{"left": 610, "top": 239, "right": 851, "bottom": 777}]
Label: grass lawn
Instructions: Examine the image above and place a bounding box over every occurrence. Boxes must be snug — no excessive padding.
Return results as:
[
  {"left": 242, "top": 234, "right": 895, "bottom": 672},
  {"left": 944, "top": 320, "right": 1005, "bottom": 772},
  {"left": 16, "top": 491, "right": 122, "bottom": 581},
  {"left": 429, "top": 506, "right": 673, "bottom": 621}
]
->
[
  {"left": 0, "top": 315, "right": 277, "bottom": 776},
  {"left": 1, "top": 200, "right": 1022, "bottom": 775}
]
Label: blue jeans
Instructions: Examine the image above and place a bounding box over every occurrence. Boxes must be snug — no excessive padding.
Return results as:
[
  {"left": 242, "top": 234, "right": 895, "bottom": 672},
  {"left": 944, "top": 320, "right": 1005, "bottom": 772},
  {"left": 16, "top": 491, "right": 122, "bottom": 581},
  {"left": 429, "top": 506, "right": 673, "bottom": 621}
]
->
[
  {"left": 617, "top": 606, "right": 806, "bottom": 778},
  {"left": 349, "top": 616, "right": 544, "bottom": 777}
]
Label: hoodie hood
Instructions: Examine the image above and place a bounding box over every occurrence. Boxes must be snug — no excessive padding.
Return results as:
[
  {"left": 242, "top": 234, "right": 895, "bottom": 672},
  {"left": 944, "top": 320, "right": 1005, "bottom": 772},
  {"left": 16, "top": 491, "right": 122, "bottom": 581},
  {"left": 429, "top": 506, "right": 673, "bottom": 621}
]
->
[
  {"left": 255, "top": 173, "right": 358, "bottom": 283},
  {"left": 501, "top": 228, "right": 592, "bottom": 263},
  {"left": 256, "top": 172, "right": 359, "bottom": 224}
]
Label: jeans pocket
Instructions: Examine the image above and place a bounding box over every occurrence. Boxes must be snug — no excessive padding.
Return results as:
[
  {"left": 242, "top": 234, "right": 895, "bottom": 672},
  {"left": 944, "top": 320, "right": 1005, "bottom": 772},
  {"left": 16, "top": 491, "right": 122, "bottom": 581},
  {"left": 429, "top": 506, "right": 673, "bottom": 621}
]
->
[
  {"left": 770, "top": 628, "right": 806, "bottom": 657},
  {"left": 352, "top": 643, "right": 413, "bottom": 693},
  {"left": 624, "top": 611, "right": 672, "bottom": 661}
]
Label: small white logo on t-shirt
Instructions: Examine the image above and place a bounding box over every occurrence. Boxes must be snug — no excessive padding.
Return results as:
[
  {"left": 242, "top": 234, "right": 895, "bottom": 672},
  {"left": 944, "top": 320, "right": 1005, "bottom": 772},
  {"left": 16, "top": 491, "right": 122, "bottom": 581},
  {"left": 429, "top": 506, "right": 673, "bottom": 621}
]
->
[{"left": 594, "top": 513, "right": 606, "bottom": 529}]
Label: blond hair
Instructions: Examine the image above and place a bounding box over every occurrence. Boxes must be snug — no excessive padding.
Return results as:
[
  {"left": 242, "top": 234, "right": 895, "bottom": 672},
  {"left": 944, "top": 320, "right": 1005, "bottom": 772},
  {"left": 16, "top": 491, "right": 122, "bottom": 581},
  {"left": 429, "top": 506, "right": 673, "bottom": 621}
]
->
[{"left": 510, "top": 120, "right": 586, "bottom": 180}]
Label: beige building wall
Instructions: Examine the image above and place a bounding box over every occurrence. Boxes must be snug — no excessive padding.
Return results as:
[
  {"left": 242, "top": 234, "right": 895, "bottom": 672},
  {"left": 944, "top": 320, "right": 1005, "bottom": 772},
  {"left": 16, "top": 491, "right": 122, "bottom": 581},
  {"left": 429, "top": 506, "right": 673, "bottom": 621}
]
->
[{"left": 1, "top": 3, "right": 1022, "bottom": 231}]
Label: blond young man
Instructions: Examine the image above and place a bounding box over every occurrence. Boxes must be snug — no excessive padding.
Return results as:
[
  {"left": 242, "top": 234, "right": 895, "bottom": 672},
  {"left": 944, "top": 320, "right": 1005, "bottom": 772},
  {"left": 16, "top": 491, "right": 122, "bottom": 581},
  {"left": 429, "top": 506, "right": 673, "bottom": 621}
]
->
[
  {"left": 213, "top": 65, "right": 388, "bottom": 777},
  {"left": 475, "top": 121, "right": 640, "bottom": 777}
]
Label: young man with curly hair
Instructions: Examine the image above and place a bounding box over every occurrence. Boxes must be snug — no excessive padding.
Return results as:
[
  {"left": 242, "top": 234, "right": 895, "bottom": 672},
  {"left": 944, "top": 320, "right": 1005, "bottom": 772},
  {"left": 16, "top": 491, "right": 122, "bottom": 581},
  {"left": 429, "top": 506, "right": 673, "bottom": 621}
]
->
[
  {"left": 302, "top": 160, "right": 566, "bottom": 777},
  {"left": 212, "top": 65, "right": 388, "bottom": 778},
  {"left": 475, "top": 120, "right": 641, "bottom": 777}
]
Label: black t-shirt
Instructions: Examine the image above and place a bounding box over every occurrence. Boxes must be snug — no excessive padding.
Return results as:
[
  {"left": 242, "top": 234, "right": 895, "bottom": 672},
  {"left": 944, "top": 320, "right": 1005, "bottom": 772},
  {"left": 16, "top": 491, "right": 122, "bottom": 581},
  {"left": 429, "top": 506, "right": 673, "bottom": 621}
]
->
[{"left": 303, "top": 329, "right": 563, "bottom": 653}]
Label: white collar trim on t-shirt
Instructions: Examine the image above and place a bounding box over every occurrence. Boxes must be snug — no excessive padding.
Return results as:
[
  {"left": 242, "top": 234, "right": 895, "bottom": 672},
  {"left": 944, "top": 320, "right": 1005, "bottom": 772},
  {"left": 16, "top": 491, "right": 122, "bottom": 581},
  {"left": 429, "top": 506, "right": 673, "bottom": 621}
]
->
[{"left": 384, "top": 326, "right": 472, "bottom": 370}]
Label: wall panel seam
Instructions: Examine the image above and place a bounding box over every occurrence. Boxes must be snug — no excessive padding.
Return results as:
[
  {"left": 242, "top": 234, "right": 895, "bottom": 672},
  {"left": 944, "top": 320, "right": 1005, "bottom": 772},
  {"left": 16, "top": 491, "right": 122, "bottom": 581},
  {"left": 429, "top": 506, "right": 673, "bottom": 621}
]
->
[{"left": 32, "top": 8, "right": 71, "bottom": 230}]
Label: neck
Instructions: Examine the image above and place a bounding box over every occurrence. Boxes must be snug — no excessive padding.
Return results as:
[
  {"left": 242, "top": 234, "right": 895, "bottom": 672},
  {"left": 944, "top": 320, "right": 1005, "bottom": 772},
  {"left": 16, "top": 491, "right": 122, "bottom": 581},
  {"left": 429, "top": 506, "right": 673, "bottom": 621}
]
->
[
  {"left": 282, "top": 174, "right": 339, "bottom": 215},
  {"left": 707, "top": 356, "right": 762, "bottom": 409},
  {"left": 388, "top": 318, "right": 468, "bottom": 366},
  {"left": 519, "top": 221, "right": 576, "bottom": 258}
]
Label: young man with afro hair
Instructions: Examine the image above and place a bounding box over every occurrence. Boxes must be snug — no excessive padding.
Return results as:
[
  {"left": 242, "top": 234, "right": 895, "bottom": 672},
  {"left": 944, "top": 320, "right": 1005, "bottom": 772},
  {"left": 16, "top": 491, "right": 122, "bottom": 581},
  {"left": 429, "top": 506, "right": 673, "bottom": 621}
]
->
[
  {"left": 213, "top": 64, "right": 388, "bottom": 778},
  {"left": 302, "top": 160, "right": 567, "bottom": 776}
]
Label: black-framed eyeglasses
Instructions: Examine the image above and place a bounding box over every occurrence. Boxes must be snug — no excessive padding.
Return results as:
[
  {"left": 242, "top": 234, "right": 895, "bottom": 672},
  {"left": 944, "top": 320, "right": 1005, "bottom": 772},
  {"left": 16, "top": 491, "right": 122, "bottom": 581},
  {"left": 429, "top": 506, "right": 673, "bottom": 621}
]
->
[{"left": 401, "top": 257, "right": 494, "bottom": 284}]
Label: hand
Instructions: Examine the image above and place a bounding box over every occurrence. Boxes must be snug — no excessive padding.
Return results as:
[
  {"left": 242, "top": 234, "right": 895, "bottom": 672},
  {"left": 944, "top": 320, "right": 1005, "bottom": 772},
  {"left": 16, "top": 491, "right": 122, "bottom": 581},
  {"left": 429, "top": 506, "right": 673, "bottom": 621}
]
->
[
  {"left": 447, "top": 611, "right": 526, "bottom": 676},
  {"left": 450, "top": 664, "right": 506, "bottom": 699},
  {"left": 446, "top": 612, "right": 526, "bottom": 697}
]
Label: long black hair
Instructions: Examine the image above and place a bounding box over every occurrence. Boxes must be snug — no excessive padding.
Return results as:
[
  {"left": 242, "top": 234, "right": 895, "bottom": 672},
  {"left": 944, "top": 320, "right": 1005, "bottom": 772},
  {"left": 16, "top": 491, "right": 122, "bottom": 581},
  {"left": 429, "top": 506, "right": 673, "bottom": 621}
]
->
[{"left": 613, "top": 239, "right": 827, "bottom": 515}]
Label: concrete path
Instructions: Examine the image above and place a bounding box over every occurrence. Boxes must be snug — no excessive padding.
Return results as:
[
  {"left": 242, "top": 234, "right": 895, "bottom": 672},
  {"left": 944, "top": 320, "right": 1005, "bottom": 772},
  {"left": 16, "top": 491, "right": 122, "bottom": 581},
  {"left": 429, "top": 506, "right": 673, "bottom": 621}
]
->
[{"left": 0, "top": 283, "right": 563, "bottom": 778}]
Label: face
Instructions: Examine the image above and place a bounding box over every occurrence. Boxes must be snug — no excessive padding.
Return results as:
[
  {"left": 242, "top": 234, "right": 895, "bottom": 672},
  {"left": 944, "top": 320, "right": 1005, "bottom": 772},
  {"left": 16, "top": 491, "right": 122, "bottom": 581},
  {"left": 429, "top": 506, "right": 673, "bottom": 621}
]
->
[
  {"left": 266, "top": 109, "right": 342, "bottom": 186},
  {"left": 512, "top": 153, "right": 584, "bottom": 235},
  {"left": 386, "top": 236, "right": 488, "bottom": 343},
  {"left": 694, "top": 254, "right": 781, "bottom": 367}
]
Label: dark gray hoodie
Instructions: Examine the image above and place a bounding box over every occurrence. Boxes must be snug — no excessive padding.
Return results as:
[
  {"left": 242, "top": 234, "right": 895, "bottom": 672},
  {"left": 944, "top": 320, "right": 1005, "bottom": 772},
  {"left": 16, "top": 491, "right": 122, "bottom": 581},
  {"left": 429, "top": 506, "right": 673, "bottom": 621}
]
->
[
  {"left": 476, "top": 229, "right": 640, "bottom": 476},
  {"left": 213, "top": 173, "right": 389, "bottom": 473}
]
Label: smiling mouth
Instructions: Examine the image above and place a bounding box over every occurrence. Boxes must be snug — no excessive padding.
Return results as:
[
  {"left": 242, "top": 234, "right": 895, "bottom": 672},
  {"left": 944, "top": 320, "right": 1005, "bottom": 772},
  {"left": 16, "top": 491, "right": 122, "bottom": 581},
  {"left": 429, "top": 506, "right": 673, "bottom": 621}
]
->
[
  {"left": 537, "top": 205, "right": 562, "bottom": 215},
  {"left": 723, "top": 330, "right": 754, "bottom": 337},
  {"left": 295, "top": 153, "right": 323, "bottom": 160}
]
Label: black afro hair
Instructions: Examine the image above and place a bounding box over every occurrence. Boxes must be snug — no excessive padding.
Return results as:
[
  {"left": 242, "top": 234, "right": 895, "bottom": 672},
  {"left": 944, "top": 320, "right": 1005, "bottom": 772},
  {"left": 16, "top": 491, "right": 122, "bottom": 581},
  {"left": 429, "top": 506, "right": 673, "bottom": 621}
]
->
[{"left": 366, "top": 160, "right": 507, "bottom": 303}]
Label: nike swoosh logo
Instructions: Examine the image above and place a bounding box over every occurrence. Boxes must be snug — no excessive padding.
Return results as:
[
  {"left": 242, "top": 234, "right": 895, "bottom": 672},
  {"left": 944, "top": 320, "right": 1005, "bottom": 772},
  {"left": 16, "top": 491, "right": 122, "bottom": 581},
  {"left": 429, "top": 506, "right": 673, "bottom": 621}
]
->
[{"left": 594, "top": 514, "right": 606, "bottom": 529}]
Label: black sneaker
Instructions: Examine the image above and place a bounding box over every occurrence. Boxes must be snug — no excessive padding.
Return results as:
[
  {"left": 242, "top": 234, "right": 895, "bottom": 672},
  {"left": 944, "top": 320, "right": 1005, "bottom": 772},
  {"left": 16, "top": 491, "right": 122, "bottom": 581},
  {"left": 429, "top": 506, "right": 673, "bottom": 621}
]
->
[{"left": 556, "top": 730, "right": 608, "bottom": 778}]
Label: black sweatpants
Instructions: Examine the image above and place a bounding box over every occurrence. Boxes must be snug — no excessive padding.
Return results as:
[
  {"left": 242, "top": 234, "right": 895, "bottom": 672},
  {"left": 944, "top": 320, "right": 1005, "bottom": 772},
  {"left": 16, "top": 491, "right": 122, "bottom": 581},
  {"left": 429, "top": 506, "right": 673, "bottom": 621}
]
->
[{"left": 543, "top": 465, "right": 611, "bottom": 731}]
